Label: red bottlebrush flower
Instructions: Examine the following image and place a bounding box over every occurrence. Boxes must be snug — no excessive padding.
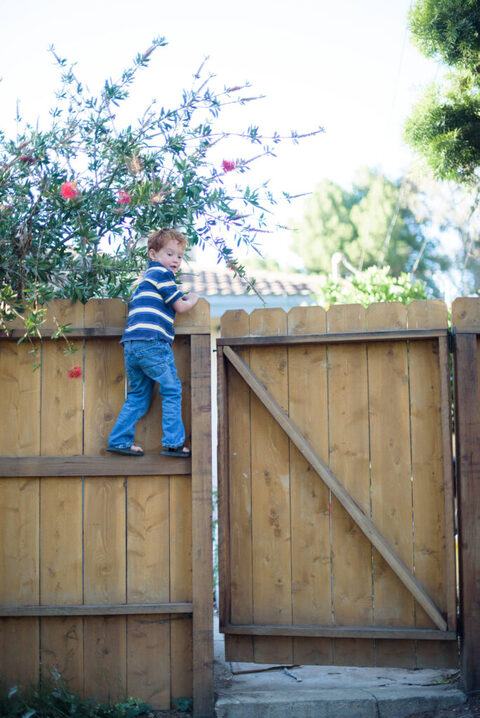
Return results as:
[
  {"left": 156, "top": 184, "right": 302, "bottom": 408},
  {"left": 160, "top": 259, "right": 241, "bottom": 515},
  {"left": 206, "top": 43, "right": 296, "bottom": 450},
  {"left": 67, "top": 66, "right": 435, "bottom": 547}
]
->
[
  {"left": 68, "top": 366, "right": 82, "bottom": 379},
  {"left": 19, "top": 154, "right": 35, "bottom": 164},
  {"left": 222, "top": 160, "right": 236, "bottom": 173},
  {"left": 61, "top": 181, "right": 78, "bottom": 199},
  {"left": 117, "top": 189, "right": 132, "bottom": 205}
]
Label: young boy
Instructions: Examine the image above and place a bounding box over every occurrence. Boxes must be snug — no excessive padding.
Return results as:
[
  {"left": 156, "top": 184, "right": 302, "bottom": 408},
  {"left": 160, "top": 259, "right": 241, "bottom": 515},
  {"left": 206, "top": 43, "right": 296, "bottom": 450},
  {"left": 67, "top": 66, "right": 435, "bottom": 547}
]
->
[{"left": 107, "top": 228, "right": 199, "bottom": 457}]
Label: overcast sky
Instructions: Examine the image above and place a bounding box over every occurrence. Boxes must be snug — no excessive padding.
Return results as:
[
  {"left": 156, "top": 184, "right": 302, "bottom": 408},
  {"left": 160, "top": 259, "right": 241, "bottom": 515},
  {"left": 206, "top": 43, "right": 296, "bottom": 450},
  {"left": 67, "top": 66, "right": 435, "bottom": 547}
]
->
[{"left": 1, "top": 0, "right": 441, "bottom": 264}]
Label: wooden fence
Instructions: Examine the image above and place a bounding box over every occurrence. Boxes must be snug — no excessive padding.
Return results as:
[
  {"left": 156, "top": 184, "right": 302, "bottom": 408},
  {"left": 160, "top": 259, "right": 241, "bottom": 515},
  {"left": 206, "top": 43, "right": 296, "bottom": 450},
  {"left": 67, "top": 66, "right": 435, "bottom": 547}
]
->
[
  {"left": 218, "top": 300, "right": 464, "bottom": 673},
  {"left": 0, "top": 299, "right": 213, "bottom": 717}
]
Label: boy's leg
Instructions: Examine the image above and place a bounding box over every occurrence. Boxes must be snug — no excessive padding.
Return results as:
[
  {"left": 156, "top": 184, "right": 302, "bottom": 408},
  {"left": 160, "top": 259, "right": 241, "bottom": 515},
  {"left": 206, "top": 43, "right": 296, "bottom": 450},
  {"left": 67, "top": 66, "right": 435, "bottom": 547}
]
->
[
  {"left": 157, "top": 346, "right": 185, "bottom": 449},
  {"left": 108, "top": 342, "right": 155, "bottom": 450},
  {"left": 129, "top": 340, "right": 186, "bottom": 450}
]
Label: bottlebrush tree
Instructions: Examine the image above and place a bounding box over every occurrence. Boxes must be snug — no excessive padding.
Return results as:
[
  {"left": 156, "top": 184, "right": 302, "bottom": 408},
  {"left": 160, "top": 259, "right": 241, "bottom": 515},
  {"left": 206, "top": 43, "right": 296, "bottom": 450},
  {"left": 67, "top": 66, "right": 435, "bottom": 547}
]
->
[{"left": 0, "top": 37, "right": 323, "bottom": 342}]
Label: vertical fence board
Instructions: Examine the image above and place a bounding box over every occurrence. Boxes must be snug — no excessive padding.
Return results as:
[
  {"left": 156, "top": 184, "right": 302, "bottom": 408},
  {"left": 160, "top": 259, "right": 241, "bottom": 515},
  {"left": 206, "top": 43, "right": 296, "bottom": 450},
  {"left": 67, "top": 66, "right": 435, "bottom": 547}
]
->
[
  {"left": 171, "top": 616, "right": 193, "bottom": 703},
  {"left": 0, "top": 338, "right": 41, "bottom": 688},
  {"left": 288, "top": 306, "right": 332, "bottom": 665},
  {"left": 40, "top": 301, "right": 84, "bottom": 689},
  {"left": 170, "top": 476, "right": 192, "bottom": 603},
  {"left": 0, "top": 618, "right": 39, "bottom": 688},
  {"left": 328, "top": 304, "right": 374, "bottom": 667},
  {"left": 84, "top": 616, "right": 126, "bottom": 703},
  {"left": 42, "top": 299, "right": 84, "bottom": 333},
  {"left": 170, "top": 476, "right": 193, "bottom": 702},
  {"left": 41, "top": 617, "right": 84, "bottom": 693},
  {"left": 84, "top": 299, "right": 126, "bottom": 456},
  {"left": 0, "top": 341, "right": 41, "bottom": 456},
  {"left": 0, "top": 479, "right": 39, "bottom": 605},
  {"left": 127, "top": 615, "right": 170, "bottom": 708},
  {"left": 407, "top": 302, "right": 450, "bottom": 633},
  {"left": 191, "top": 333, "right": 213, "bottom": 717},
  {"left": 367, "top": 303, "right": 415, "bottom": 667},
  {"left": 249, "top": 309, "right": 292, "bottom": 664},
  {"left": 452, "top": 297, "right": 480, "bottom": 692},
  {"left": 84, "top": 478, "right": 126, "bottom": 605},
  {"left": 40, "top": 480, "right": 83, "bottom": 690},
  {"left": 221, "top": 311, "right": 254, "bottom": 662},
  {"left": 127, "top": 477, "right": 170, "bottom": 603},
  {"left": 41, "top": 339, "right": 83, "bottom": 456}
]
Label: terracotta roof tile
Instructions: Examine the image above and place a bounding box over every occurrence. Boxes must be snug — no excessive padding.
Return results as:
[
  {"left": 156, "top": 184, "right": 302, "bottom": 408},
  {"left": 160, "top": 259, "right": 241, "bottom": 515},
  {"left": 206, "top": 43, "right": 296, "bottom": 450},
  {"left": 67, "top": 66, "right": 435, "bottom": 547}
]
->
[{"left": 180, "top": 262, "right": 321, "bottom": 298}]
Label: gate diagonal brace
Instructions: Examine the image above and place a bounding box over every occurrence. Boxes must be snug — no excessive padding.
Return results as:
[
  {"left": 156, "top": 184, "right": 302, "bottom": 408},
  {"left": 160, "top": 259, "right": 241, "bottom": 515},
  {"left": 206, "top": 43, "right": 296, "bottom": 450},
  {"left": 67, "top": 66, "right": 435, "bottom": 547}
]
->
[{"left": 223, "top": 345, "right": 447, "bottom": 633}]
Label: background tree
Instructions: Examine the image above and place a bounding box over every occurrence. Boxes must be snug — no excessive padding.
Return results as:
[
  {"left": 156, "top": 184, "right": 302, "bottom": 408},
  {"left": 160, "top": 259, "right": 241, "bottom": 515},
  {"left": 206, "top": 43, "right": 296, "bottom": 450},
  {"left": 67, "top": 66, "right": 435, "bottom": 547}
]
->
[
  {"left": 292, "top": 168, "right": 448, "bottom": 292},
  {"left": 404, "top": 0, "right": 480, "bottom": 294}
]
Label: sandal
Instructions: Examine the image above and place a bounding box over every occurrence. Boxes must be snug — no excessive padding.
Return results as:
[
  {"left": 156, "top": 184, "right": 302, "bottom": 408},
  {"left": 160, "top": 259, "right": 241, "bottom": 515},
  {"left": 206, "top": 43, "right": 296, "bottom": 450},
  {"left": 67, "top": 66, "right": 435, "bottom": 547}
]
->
[
  {"left": 161, "top": 445, "right": 191, "bottom": 458},
  {"left": 107, "top": 446, "right": 144, "bottom": 456}
]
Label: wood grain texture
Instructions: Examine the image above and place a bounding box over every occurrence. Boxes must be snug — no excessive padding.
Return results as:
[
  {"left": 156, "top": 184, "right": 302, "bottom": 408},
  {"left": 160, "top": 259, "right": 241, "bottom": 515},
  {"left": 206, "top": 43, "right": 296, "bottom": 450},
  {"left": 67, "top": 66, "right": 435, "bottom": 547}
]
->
[
  {"left": 170, "top": 476, "right": 192, "bottom": 603},
  {"left": 367, "top": 304, "right": 415, "bottom": 630},
  {"left": 328, "top": 305, "right": 371, "bottom": 617},
  {"left": 288, "top": 306, "right": 333, "bottom": 666},
  {"left": 0, "top": 298, "right": 209, "bottom": 708},
  {"left": 452, "top": 297, "right": 480, "bottom": 691},
  {"left": 127, "top": 615, "right": 171, "bottom": 709},
  {"left": 249, "top": 309, "right": 293, "bottom": 665},
  {"left": 288, "top": 308, "right": 331, "bottom": 629},
  {"left": 40, "top": 479, "right": 83, "bottom": 604},
  {"left": 328, "top": 304, "right": 374, "bottom": 666},
  {"left": 407, "top": 302, "right": 449, "bottom": 631},
  {"left": 40, "top": 339, "right": 83, "bottom": 456},
  {"left": 0, "top": 341, "right": 41, "bottom": 456},
  {"left": 0, "top": 618, "right": 39, "bottom": 688},
  {"left": 221, "top": 311, "right": 254, "bottom": 660},
  {"left": 84, "top": 300, "right": 126, "bottom": 456},
  {"left": 191, "top": 333, "right": 214, "bottom": 717},
  {"left": 84, "top": 478, "right": 126, "bottom": 605},
  {"left": 171, "top": 616, "right": 193, "bottom": 702},
  {"left": 0, "top": 456, "right": 190, "bottom": 477},
  {"left": 0, "top": 479, "right": 39, "bottom": 604},
  {"left": 40, "top": 617, "right": 84, "bottom": 694},
  {"left": 84, "top": 616, "right": 127, "bottom": 703},
  {"left": 224, "top": 345, "right": 446, "bottom": 631},
  {"left": 127, "top": 477, "right": 169, "bottom": 604}
]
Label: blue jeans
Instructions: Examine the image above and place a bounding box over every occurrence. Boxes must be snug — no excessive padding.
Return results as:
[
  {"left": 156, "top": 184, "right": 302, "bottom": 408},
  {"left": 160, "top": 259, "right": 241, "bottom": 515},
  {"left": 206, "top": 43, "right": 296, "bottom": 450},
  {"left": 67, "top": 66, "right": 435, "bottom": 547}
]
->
[{"left": 108, "top": 339, "right": 185, "bottom": 449}]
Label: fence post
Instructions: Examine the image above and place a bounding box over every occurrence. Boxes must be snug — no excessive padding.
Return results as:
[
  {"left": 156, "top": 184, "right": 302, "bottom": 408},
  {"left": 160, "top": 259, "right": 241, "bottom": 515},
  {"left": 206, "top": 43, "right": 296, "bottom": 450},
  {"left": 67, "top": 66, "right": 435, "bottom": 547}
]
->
[
  {"left": 190, "top": 331, "right": 214, "bottom": 717},
  {"left": 452, "top": 298, "right": 480, "bottom": 693}
]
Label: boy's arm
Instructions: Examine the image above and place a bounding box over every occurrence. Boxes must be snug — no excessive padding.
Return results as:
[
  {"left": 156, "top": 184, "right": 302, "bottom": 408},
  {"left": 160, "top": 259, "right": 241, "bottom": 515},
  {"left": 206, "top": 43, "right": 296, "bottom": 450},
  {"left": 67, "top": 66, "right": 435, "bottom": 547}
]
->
[{"left": 172, "top": 292, "right": 200, "bottom": 314}]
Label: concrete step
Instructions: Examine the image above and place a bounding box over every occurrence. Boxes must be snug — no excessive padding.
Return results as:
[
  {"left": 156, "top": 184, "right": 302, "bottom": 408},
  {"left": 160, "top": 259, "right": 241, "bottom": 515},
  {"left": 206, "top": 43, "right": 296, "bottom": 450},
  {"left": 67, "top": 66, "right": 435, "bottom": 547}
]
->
[{"left": 215, "top": 685, "right": 466, "bottom": 718}]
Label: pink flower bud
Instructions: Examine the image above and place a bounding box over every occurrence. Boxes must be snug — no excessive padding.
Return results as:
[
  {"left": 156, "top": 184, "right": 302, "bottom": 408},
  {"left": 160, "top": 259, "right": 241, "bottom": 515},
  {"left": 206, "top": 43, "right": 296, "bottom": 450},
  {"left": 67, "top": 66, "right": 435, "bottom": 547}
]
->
[
  {"left": 117, "top": 189, "right": 132, "bottom": 205},
  {"left": 222, "top": 160, "right": 236, "bottom": 173}
]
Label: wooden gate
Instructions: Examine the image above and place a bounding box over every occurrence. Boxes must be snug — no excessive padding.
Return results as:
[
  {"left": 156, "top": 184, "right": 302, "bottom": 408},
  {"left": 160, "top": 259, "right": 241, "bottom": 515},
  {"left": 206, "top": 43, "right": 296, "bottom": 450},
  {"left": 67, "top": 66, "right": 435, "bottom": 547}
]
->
[
  {"left": 217, "top": 300, "right": 458, "bottom": 669},
  {"left": 0, "top": 299, "right": 213, "bottom": 717}
]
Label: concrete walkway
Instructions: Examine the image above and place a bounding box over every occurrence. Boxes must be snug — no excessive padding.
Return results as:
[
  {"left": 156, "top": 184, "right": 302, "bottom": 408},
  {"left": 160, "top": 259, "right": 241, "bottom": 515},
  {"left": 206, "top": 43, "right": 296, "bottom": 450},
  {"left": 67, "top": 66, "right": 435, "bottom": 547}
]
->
[{"left": 213, "top": 618, "right": 466, "bottom": 718}]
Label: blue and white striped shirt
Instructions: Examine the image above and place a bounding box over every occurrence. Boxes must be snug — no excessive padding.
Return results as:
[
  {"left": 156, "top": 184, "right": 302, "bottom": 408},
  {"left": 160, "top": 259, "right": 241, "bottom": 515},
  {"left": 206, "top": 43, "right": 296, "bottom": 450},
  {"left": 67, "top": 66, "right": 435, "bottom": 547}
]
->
[{"left": 121, "top": 261, "right": 183, "bottom": 344}]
